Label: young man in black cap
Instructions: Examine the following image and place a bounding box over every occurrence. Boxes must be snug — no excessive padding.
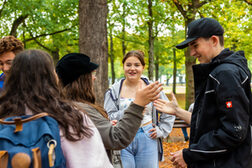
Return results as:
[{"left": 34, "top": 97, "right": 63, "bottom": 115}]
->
[{"left": 154, "top": 18, "right": 252, "bottom": 168}]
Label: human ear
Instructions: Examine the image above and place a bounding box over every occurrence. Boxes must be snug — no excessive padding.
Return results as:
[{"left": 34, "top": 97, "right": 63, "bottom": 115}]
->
[{"left": 211, "top": 36, "right": 219, "bottom": 47}]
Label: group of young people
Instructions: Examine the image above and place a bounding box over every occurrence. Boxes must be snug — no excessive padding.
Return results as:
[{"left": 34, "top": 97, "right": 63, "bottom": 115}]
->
[
  {"left": 0, "top": 17, "right": 251, "bottom": 168},
  {"left": 0, "top": 35, "right": 174, "bottom": 167}
]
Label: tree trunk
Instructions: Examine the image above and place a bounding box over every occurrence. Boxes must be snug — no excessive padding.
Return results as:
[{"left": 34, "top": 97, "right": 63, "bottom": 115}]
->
[
  {"left": 79, "top": 0, "right": 108, "bottom": 105},
  {"left": 10, "top": 14, "right": 28, "bottom": 37},
  {"left": 184, "top": 19, "right": 196, "bottom": 109},
  {"left": 109, "top": 27, "right": 115, "bottom": 84},
  {"left": 172, "top": 48, "right": 177, "bottom": 94},
  {"left": 148, "top": 0, "right": 154, "bottom": 81},
  {"left": 172, "top": 0, "right": 209, "bottom": 109}
]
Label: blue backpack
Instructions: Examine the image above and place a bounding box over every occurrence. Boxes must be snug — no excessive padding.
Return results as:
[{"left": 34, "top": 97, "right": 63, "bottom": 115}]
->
[{"left": 0, "top": 113, "right": 66, "bottom": 168}]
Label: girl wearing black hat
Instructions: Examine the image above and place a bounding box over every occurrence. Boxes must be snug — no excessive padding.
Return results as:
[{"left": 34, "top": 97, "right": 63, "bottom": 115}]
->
[{"left": 56, "top": 52, "right": 162, "bottom": 167}]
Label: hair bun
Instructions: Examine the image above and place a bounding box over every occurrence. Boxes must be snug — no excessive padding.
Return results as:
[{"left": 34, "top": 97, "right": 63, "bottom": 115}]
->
[{"left": 136, "top": 50, "right": 145, "bottom": 57}]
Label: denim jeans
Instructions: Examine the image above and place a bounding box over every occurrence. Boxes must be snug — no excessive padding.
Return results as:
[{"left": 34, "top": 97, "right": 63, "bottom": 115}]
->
[
  {"left": 121, "top": 123, "right": 158, "bottom": 168},
  {"left": 181, "top": 127, "right": 189, "bottom": 141}
]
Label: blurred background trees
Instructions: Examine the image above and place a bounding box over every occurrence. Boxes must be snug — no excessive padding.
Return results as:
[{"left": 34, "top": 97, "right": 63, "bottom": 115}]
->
[{"left": 1, "top": 0, "right": 251, "bottom": 106}]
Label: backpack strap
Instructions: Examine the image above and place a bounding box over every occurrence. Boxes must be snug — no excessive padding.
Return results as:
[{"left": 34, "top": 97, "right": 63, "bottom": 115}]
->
[
  {"left": 0, "top": 113, "right": 48, "bottom": 132},
  {"left": 0, "top": 151, "right": 8, "bottom": 168},
  {"left": 31, "top": 148, "right": 42, "bottom": 168}
]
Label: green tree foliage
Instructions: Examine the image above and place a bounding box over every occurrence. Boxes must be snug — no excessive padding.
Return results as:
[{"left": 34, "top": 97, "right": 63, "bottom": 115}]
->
[
  {"left": 199, "top": 0, "right": 252, "bottom": 59},
  {"left": 1, "top": 0, "right": 251, "bottom": 97},
  {"left": 0, "top": 0, "right": 79, "bottom": 64},
  {"left": 107, "top": 0, "right": 187, "bottom": 85},
  {"left": 160, "top": 0, "right": 252, "bottom": 108}
]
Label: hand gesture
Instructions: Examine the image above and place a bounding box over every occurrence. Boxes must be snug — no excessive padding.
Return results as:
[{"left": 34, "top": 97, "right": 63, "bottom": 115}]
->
[
  {"left": 148, "top": 124, "right": 157, "bottom": 139},
  {"left": 154, "top": 92, "right": 178, "bottom": 116},
  {"left": 133, "top": 81, "right": 163, "bottom": 107},
  {"left": 110, "top": 120, "right": 118, "bottom": 126}
]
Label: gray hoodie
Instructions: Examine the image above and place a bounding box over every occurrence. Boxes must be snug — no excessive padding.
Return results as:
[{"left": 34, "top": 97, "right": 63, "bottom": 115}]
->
[
  {"left": 104, "top": 78, "right": 175, "bottom": 139},
  {"left": 104, "top": 78, "right": 175, "bottom": 161}
]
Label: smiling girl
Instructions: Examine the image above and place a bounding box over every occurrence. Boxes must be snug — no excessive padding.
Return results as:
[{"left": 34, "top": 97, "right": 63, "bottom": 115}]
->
[{"left": 104, "top": 50, "right": 175, "bottom": 168}]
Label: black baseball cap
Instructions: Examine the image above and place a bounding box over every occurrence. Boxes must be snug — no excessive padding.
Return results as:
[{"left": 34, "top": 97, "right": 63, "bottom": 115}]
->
[
  {"left": 176, "top": 18, "right": 224, "bottom": 49},
  {"left": 56, "top": 53, "right": 99, "bottom": 86}
]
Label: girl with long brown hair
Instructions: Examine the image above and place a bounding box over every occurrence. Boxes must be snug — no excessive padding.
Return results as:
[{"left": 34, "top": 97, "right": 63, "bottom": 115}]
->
[
  {"left": 0, "top": 49, "right": 112, "bottom": 168},
  {"left": 56, "top": 53, "right": 162, "bottom": 167}
]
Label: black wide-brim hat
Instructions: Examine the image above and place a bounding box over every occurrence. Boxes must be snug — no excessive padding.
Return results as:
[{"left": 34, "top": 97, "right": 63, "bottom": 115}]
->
[{"left": 56, "top": 53, "right": 99, "bottom": 86}]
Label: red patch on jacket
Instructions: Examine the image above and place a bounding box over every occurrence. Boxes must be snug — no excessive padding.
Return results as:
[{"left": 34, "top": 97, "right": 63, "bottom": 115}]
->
[{"left": 226, "top": 101, "right": 232, "bottom": 108}]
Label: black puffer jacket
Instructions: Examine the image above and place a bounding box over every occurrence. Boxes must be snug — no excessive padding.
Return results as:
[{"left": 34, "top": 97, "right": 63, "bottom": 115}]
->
[{"left": 183, "top": 48, "right": 252, "bottom": 168}]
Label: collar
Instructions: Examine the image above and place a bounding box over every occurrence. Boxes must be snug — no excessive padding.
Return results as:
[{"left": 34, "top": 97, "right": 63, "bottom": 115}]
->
[
  {"left": 0, "top": 73, "right": 5, "bottom": 81},
  {"left": 211, "top": 48, "right": 234, "bottom": 64}
]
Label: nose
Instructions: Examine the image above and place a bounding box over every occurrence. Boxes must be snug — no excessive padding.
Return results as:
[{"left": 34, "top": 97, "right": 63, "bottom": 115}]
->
[
  {"left": 2, "top": 64, "right": 10, "bottom": 73},
  {"left": 129, "top": 66, "right": 134, "bottom": 70}
]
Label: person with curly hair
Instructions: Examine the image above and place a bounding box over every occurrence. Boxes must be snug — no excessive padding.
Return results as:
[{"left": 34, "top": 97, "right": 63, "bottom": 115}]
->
[{"left": 0, "top": 36, "right": 24, "bottom": 91}]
